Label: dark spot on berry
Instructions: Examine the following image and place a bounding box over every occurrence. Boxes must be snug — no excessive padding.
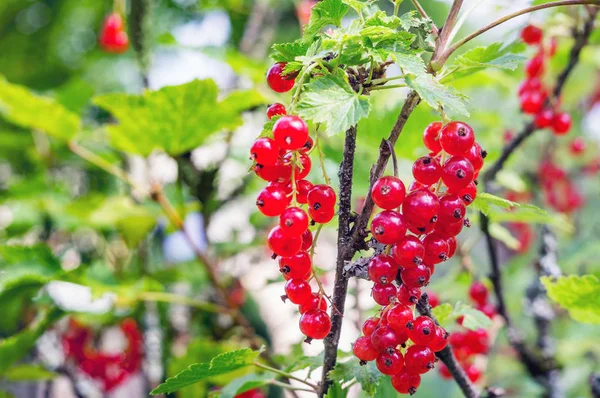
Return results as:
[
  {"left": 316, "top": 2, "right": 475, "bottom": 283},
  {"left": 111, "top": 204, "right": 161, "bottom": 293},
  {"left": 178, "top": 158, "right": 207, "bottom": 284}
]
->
[
  {"left": 414, "top": 256, "right": 422, "bottom": 265},
  {"left": 285, "top": 219, "right": 293, "bottom": 227},
  {"left": 481, "top": 150, "right": 488, "bottom": 158},
  {"left": 430, "top": 215, "right": 438, "bottom": 223},
  {"left": 256, "top": 199, "right": 264, "bottom": 207},
  {"left": 417, "top": 276, "right": 426, "bottom": 285},
  {"left": 418, "top": 226, "right": 426, "bottom": 233},
  {"left": 474, "top": 180, "right": 479, "bottom": 185},
  {"left": 426, "top": 362, "right": 435, "bottom": 369},
  {"left": 280, "top": 295, "right": 288, "bottom": 302},
  {"left": 456, "top": 169, "right": 466, "bottom": 179},
  {"left": 310, "top": 220, "right": 316, "bottom": 226},
  {"left": 422, "top": 327, "right": 431, "bottom": 335},
  {"left": 280, "top": 265, "right": 290, "bottom": 274},
  {"left": 458, "top": 127, "right": 466, "bottom": 137},
  {"left": 463, "top": 218, "right": 471, "bottom": 227},
  {"left": 423, "top": 157, "right": 431, "bottom": 165},
  {"left": 374, "top": 225, "right": 385, "bottom": 235},
  {"left": 304, "top": 337, "right": 313, "bottom": 344},
  {"left": 463, "top": 194, "right": 473, "bottom": 203},
  {"left": 271, "top": 253, "right": 278, "bottom": 259},
  {"left": 439, "top": 253, "right": 448, "bottom": 261},
  {"left": 313, "top": 203, "right": 321, "bottom": 210},
  {"left": 381, "top": 185, "right": 391, "bottom": 195},
  {"left": 384, "top": 358, "right": 393, "bottom": 367},
  {"left": 359, "top": 360, "right": 367, "bottom": 366},
  {"left": 408, "top": 387, "right": 417, "bottom": 396},
  {"left": 453, "top": 209, "right": 462, "bottom": 219},
  {"left": 406, "top": 321, "right": 414, "bottom": 330}
]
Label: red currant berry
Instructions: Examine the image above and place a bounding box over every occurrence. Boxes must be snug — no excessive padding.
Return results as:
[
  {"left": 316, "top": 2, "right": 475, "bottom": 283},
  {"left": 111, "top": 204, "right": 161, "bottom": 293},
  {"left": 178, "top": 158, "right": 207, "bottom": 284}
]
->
[
  {"left": 442, "top": 156, "right": 474, "bottom": 192},
  {"left": 308, "top": 206, "right": 335, "bottom": 224},
  {"left": 551, "top": 112, "right": 571, "bottom": 135},
  {"left": 407, "top": 316, "right": 436, "bottom": 346},
  {"left": 477, "top": 302, "right": 496, "bottom": 319},
  {"left": 408, "top": 180, "right": 426, "bottom": 192},
  {"left": 397, "top": 284, "right": 422, "bottom": 306},
  {"left": 301, "top": 229, "right": 313, "bottom": 251},
  {"left": 440, "top": 122, "right": 475, "bottom": 156},
  {"left": 99, "top": 13, "right": 129, "bottom": 54},
  {"left": 371, "top": 176, "right": 406, "bottom": 210},
  {"left": 273, "top": 116, "right": 309, "bottom": 151},
  {"left": 402, "top": 190, "right": 440, "bottom": 233},
  {"left": 266, "top": 63, "right": 295, "bottom": 93},
  {"left": 297, "top": 179, "right": 314, "bottom": 204},
  {"left": 521, "top": 24, "right": 543, "bottom": 45},
  {"left": 299, "top": 309, "right": 331, "bottom": 339},
  {"left": 412, "top": 156, "right": 442, "bottom": 186},
  {"left": 370, "top": 325, "right": 400, "bottom": 352},
  {"left": 446, "top": 236, "right": 457, "bottom": 258},
  {"left": 279, "top": 251, "right": 311, "bottom": 279},
  {"left": 279, "top": 207, "right": 309, "bottom": 237},
  {"left": 372, "top": 283, "right": 398, "bottom": 306},
  {"left": 362, "top": 317, "right": 380, "bottom": 336},
  {"left": 438, "top": 363, "right": 452, "bottom": 379},
  {"left": 386, "top": 303, "right": 413, "bottom": 334},
  {"left": 299, "top": 293, "right": 327, "bottom": 313},
  {"left": 422, "top": 233, "right": 449, "bottom": 264},
  {"left": 250, "top": 138, "right": 280, "bottom": 166},
  {"left": 268, "top": 225, "right": 302, "bottom": 257},
  {"left": 301, "top": 136, "right": 314, "bottom": 153},
  {"left": 428, "top": 326, "right": 449, "bottom": 352},
  {"left": 404, "top": 345, "right": 435, "bottom": 375},
  {"left": 457, "top": 182, "right": 477, "bottom": 206},
  {"left": 570, "top": 137, "right": 586, "bottom": 154},
  {"left": 391, "top": 371, "right": 421, "bottom": 395},
  {"left": 391, "top": 236, "right": 424, "bottom": 268},
  {"left": 520, "top": 90, "right": 545, "bottom": 114},
  {"left": 376, "top": 348, "right": 404, "bottom": 375},
  {"left": 400, "top": 264, "right": 431, "bottom": 289},
  {"left": 256, "top": 186, "right": 289, "bottom": 217},
  {"left": 423, "top": 121, "right": 443, "bottom": 154},
  {"left": 254, "top": 160, "right": 292, "bottom": 182},
  {"left": 469, "top": 281, "right": 488, "bottom": 305},
  {"left": 283, "top": 152, "right": 311, "bottom": 180},
  {"left": 464, "top": 142, "right": 486, "bottom": 173},
  {"left": 368, "top": 255, "right": 398, "bottom": 285},
  {"left": 371, "top": 210, "right": 407, "bottom": 245},
  {"left": 525, "top": 54, "right": 545, "bottom": 78},
  {"left": 308, "top": 184, "right": 336, "bottom": 210},
  {"left": 534, "top": 109, "right": 554, "bottom": 129},
  {"left": 434, "top": 218, "right": 464, "bottom": 238},
  {"left": 353, "top": 336, "right": 378, "bottom": 362},
  {"left": 284, "top": 279, "right": 312, "bottom": 304},
  {"left": 518, "top": 77, "right": 542, "bottom": 95},
  {"left": 464, "top": 364, "right": 482, "bottom": 383},
  {"left": 266, "top": 103, "right": 287, "bottom": 119},
  {"left": 438, "top": 194, "right": 466, "bottom": 224}
]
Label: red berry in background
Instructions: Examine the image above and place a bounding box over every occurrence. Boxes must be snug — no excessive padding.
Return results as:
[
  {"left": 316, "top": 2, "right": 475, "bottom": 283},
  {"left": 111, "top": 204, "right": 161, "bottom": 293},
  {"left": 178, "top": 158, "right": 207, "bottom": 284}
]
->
[
  {"left": 438, "top": 194, "right": 466, "bottom": 224},
  {"left": 299, "top": 293, "right": 327, "bottom": 313},
  {"left": 279, "top": 251, "right": 311, "bottom": 279},
  {"left": 371, "top": 325, "right": 400, "bottom": 352},
  {"left": 534, "top": 109, "right": 554, "bottom": 128},
  {"left": 391, "top": 371, "right": 421, "bottom": 395},
  {"left": 236, "top": 388, "right": 266, "bottom": 398},
  {"left": 266, "top": 103, "right": 286, "bottom": 119},
  {"left": 266, "top": 63, "right": 295, "bottom": 93},
  {"left": 371, "top": 210, "right": 407, "bottom": 244},
  {"left": 250, "top": 138, "right": 280, "bottom": 166},
  {"left": 458, "top": 182, "right": 477, "bottom": 206},
  {"left": 297, "top": 179, "right": 314, "bottom": 204},
  {"left": 570, "top": 137, "right": 586, "bottom": 154},
  {"left": 428, "top": 326, "right": 449, "bottom": 352},
  {"left": 279, "top": 207, "right": 309, "bottom": 237},
  {"left": 301, "top": 229, "right": 313, "bottom": 250},
  {"left": 386, "top": 303, "right": 414, "bottom": 333},
  {"left": 518, "top": 77, "right": 542, "bottom": 95},
  {"left": 520, "top": 90, "right": 545, "bottom": 114},
  {"left": 442, "top": 156, "right": 475, "bottom": 192},
  {"left": 469, "top": 281, "right": 488, "bottom": 305},
  {"left": 404, "top": 345, "right": 435, "bottom": 374},
  {"left": 440, "top": 121, "right": 475, "bottom": 155},
  {"left": 551, "top": 112, "right": 571, "bottom": 135},
  {"left": 371, "top": 176, "right": 406, "bottom": 210},
  {"left": 525, "top": 54, "right": 545, "bottom": 78},
  {"left": 253, "top": 159, "right": 292, "bottom": 182},
  {"left": 521, "top": 24, "right": 543, "bottom": 45},
  {"left": 397, "top": 284, "right": 422, "bottom": 305},
  {"left": 477, "top": 303, "right": 496, "bottom": 319},
  {"left": 400, "top": 263, "right": 431, "bottom": 289},
  {"left": 284, "top": 279, "right": 312, "bottom": 304},
  {"left": 308, "top": 184, "right": 337, "bottom": 210},
  {"left": 362, "top": 317, "right": 380, "bottom": 336},
  {"left": 268, "top": 226, "right": 302, "bottom": 257},
  {"left": 273, "top": 116, "right": 309, "bottom": 150},
  {"left": 402, "top": 189, "right": 440, "bottom": 232},
  {"left": 412, "top": 156, "right": 442, "bottom": 186},
  {"left": 464, "top": 142, "right": 486, "bottom": 173},
  {"left": 256, "top": 186, "right": 289, "bottom": 216},
  {"left": 464, "top": 364, "right": 482, "bottom": 383},
  {"left": 372, "top": 283, "right": 398, "bottom": 306},
  {"left": 427, "top": 291, "right": 440, "bottom": 308},
  {"left": 391, "top": 236, "right": 424, "bottom": 268},
  {"left": 407, "top": 316, "right": 436, "bottom": 345},
  {"left": 309, "top": 206, "right": 335, "bottom": 224},
  {"left": 422, "top": 233, "right": 449, "bottom": 265},
  {"left": 376, "top": 348, "right": 405, "bottom": 375},
  {"left": 423, "top": 121, "right": 443, "bottom": 154},
  {"left": 296, "top": 0, "right": 318, "bottom": 26},
  {"left": 99, "top": 13, "right": 129, "bottom": 54},
  {"left": 438, "top": 362, "right": 452, "bottom": 379},
  {"left": 299, "top": 309, "right": 331, "bottom": 339},
  {"left": 368, "top": 255, "right": 398, "bottom": 285},
  {"left": 353, "top": 336, "right": 378, "bottom": 362}
]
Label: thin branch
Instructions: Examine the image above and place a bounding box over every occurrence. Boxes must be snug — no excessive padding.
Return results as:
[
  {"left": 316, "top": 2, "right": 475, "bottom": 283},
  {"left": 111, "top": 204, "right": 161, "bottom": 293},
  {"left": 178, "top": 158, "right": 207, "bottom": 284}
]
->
[
  {"left": 410, "top": 0, "right": 439, "bottom": 34},
  {"left": 430, "top": 0, "right": 464, "bottom": 72}
]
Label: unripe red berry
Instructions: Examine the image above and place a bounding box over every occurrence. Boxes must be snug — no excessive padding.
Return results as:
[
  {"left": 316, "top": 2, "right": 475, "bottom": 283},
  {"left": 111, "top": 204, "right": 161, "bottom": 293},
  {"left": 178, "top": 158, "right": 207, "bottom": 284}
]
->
[
  {"left": 371, "top": 210, "right": 407, "bottom": 245},
  {"left": 412, "top": 156, "right": 442, "bottom": 186},
  {"left": 266, "top": 103, "right": 287, "bottom": 119},
  {"left": 284, "top": 279, "right": 312, "bottom": 304},
  {"left": 279, "top": 207, "right": 309, "bottom": 237},
  {"left": 266, "top": 63, "right": 295, "bottom": 93},
  {"left": 439, "top": 122, "right": 475, "bottom": 155},
  {"left": 391, "top": 371, "right": 421, "bottom": 395},
  {"left": 273, "top": 116, "right": 309, "bottom": 151},
  {"left": 376, "top": 348, "right": 405, "bottom": 375},
  {"left": 368, "top": 255, "right": 398, "bottom": 285},
  {"left": 353, "top": 336, "right": 378, "bottom": 362},
  {"left": 521, "top": 24, "right": 543, "bottom": 45},
  {"left": 256, "top": 186, "right": 289, "bottom": 217},
  {"left": 442, "top": 156, "right": 474, "bottom": 192},
  {"left": 371, "top": 176, "right": 406, "bottom": 210},
  {"left": 423, "top": 121, "right": 443, "bottom": 154},
  {"left": 299, "top": 309, "right": 331, "bottom": 339},
  {"left": 391, "top": 236, "right": 424, "bottom": 268},
  {"left": 372, "top": 283, "right": 398, "bottom": 306},
  {"left": 404, "top": 345, "right": 435, "bottom": 375}
]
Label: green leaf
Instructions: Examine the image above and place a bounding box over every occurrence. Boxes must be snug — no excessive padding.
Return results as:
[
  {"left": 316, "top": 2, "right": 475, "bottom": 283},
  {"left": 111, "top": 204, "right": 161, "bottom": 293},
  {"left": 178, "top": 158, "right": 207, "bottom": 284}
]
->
[
  {"left": 297, "top": 73, "right": 370, "bottom": 136},
  {"left": 445, "top": 42, "right": 527, "bottom": 82},
  {"left": 271, "top": 40, "right": 311, "bottom": 63},
  {"left": 453, "top": 302, "right": 493, "bottom": 331},
  {"left": 325, "top": 381, "right": 348, "bottom": 398},
  {"left": 0, "top": 76, "right": 80, "bottom": 142},
  {"left": 329, "top": 358, "right": 381, "bottom": 396},
  {"left": 373, "top": 376, "right": 395, "bottom": 398},
  {"left": 93, "top": 80, "right": 265, "bottom": 156},
  {"left": 287, "top": 351, "right": 324, "bottom": 377},
  {"left": 489, "top": 222, "right": 521, "bottom": 251},
  {"left": 342, "top": 0, "right": 375, "bottom": 15},
  {"left": 303, "top": 0, "right": 349, "bottom": 43},
  {"left": 398, "top": 11, "right": 424, "bottom": 31},
  {"left": 219, "top": 373, "right": 271, "bottom": 398},
  {"left": 404, "top": 74, "right": 469, "bottom": 117},
  {"left": 0, "top": 390, "right": 15, "bottom": 398},
  {"left": 431, "top": 303, "right": 453, "bottom": 325},
  {"left": 2, "top": 364, "right": 57, "bottom": 381},
  {"left": 472, "top": 192, "right": 545, "bottom": 216},
  {"left": 364, "top": 11, "right": 401, "bottom": 29},
  {"left": 390, "top": 53, "right": 426, "bottom": 76},
  {"left": 541, "top": 275, "right": 600, "bottom": 324},
  {"left": 151, "top": 348, "right": 262, "bottom": 394}
]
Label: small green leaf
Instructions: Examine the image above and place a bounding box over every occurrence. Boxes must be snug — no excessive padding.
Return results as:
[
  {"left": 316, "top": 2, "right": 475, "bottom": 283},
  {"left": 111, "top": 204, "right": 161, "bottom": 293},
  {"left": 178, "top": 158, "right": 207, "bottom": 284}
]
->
[
  {"left": 373, "top": 376, "right": 395, "bottom": 398},
  {"left": 390, "top": 53, "right": 426, "bottom": 76},
  {"left": 2, "top": 364, "right": 57, "bottom": 381},
  {"left": 404, "top": 74, "right": 470, "bottom": 117},
  {"left": 364, "top": 11, "right": 401, "bottom": 29},
  {"left": 219, "top": 373, "right": 271, "bottom": 398},
  {"left": 303, "top": 0, "right": 349, "bottom": 43},
  {"left": 445, "top": 42, "right": 527, "bottom": 82},
  {"left": 342, "top": 0, "right": 375, "bottom": 15},
  {"left": 287, "top": 351, "right": 325, "bottom": 377},
  {"left": 297, "top": 73, "right": 370, "bottom": 136},
  {"left": 489, "top": 222, "right": 521, "bottom": 251},
  {"left": 472, "top": 192, "right": 545, "bottom": 215},
  {"left": 325, "top": 381, "right": 348, "bottom": 398},
  {"left": 270, "top": 40, "right": 311, "bottom": 63},
  {"left": 398, "top": 11, "right": 423, "bottom": 31},
  {"left": 541, "top": 275, "right": 600, "bottom": 324},
  {"left": 0, "top": 76, "right": 80, "bottom": 142},
  {"left": 431, "top": 303, "right": 453, "bottom": 325},
  {"left": 151, "top": 348, "right": 262, "bottom": 394},
  {"left": 329, "top": 358, "right": 381, "bottom": 396},
  {"left": 453, "top": 302, "right": 493, "bottom": 331}
]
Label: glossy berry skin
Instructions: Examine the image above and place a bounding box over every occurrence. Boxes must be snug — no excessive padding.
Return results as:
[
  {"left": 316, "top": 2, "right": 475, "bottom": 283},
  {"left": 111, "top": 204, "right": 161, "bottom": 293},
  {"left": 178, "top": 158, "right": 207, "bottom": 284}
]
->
[
  {"left": 307, "top": 184, "right": 336, "bottom": 210},
  {"left": 299, "top": 309, "right": 331, "bottom": 339},
  {"left": 266, "top": 63, "right": 295, "bottom": 93},
  {"left": 446, "top": 236, "right": 457, "bottom": 258},
  {"left": 309, "top": 207, "right": 335, "bottom": 224},
  {"left": 279, "top": 207, "right": 309, "bottom": 237},
  {"left": 464, "top": 364, "right": 482, "bottom": 383},
  {"left": 469, "top": 281, "right": 488, "bottom": 306},
  {"left": 407, "top": 316, "right": 436, "bottom": 346},
  {"left": 297, "top": 179, "right": 314, "bottom": 204},
  {"left": 397, "top": 284, "right": 422, "bottom": 305},
  {"left": 386, "top": 304, "right": 414, "bottom": 334},
  {"left": 423, "top": 121, "right": 443, "bottom": 154},
  {"left": 521, "top": 24, "right": 543, "bottom": 45},
  {"left": 362, "top": 317, "right": 380, "bottom": 336},
  {"left": 525, "top": 54, "right": 545, "bottom": 78},
  {"left": 99, "top": 13, "right": 129, "bottom": 53},
  {"left": 284, "top": 279, "right": 312, "bottom": 304},
  {"left": 534, "top": 109, "right": 554, "bottom": 129},
  {"left": 266, "top": 103, "right": 286, "bottom": 119},
  {"left": 422, "top": 234, "right": 449, "bottom": 265},
  {"left": 438, "top": 194, "right": 466, "bottom": 224},
  {"left": 465, "top": 142, "right": 486, "bottom": 173},
  {"left": 391, "top": 372, "right": 421, "bottom": 395},
  {"left": 440, "top": 122, "right": 475, "bottom": 156},
  {"left": 520, "top": 90, "right": 545, "bottom": 114},
  {"left": 458, "top": 182, "right": 477, "bottom": 206},
  {"left": 368, "top": 255, "right": 398, "bottom": 285},
  {"left": 279, "top": 251, "right": 311, "bottom": 279},
  {"left": 412, "top": 156, "right": 442, "bottom": 186},
  {"left": 299, "top": 293, "right": 327, "bottom": 313},
  {"left": 372, "top": 283, "right": 398, "bottom": 306},
  {"left": 434, "top": 218, "right": 464, "bottom": 238},
  {"left": 371, "top": 210, "right": 407, "bottom": 245},
  {"left": 376, "top": 349, "right": 405, "bottom": 375},
  {"left": 283, "top": 152, "right": 311, "bottom": 179},
  {"left": 371, "top": 176, "right": 406, "bottom": 210},
  {"left": 402, "top": 190, "right": 440, "bottom": 233},
  {"left": 256, "top": 186, "right": 289, "bottom": 217},
  {"left": 253, "top": 160, "right": 292, "bottom": 182},
  {"left": 391, "top": 236, "right": 424, "bottom": 268},
  {"left": 268, "top": 226, "right": 302, "bottom": 257},
  {"left": 301, "top": 229, "right": 313, "bottom": 251},
  {"left": 404, "top": 345, "right": 435, "bottom": 375},
  {"left": 250, "top": 138, "right": 280, "bottom": 166},
  {"left": 551, "top": 112, "right": 571, "bottom": 135},
  {"left": 401, "top": 264, "right": 431, "bottom": 289},
  {"left": 370, "top": 325, "right": 400, "bottom": 352},
  {"left": 519, "top": 77, "right": 542, "bottom": 95},
  {"left": 353, "top": 336, "right": 378, "bottom": 362},
  {"left": 273, "top": 116, "right": 309, "bottom": 150},
  {"left": 428, "top": 326, "right": 449, "bottom": 352},
  {"left": 442, "top": 156, "right": 474, "bottom": 192}
]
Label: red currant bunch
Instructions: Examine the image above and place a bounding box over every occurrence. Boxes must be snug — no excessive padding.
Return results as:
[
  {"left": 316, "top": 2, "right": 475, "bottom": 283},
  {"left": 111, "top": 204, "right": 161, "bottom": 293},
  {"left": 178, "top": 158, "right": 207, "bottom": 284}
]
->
[
  {"left": 518, "top": 25, "right": 571, "bottom": 136},
  {"left": 99, "top": 13, "right": 129, "bottom": 54}
]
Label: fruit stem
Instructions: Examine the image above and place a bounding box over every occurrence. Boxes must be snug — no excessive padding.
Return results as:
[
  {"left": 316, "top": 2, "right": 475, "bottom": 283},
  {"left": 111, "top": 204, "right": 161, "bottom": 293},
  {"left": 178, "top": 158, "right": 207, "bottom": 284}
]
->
[
  {"left": 291, "top": 151, "right": 299, "bottom": 206},
  {"left": 315, "top": 129, "right": 332, "bottom": 186},
  {"left": 254, "top": 361, "right": 319, "bottom": 391},
  {"left": 384, "top": 139, "right": 399, "bottom": 178},
  {"left": 434, "top": 151, "right": 447, "bottom": 195},
  {"left": 369, "top": 74, "right": 406, "bottom": 86},
  {"left": 268, "top": 380, "right": 316, "bottom": 393},
  {"left": 290, "top": 62, "right": 319, "bottom": 110},
  {"left": 368, "top": 83, "right": 407, "bottom": 91}
]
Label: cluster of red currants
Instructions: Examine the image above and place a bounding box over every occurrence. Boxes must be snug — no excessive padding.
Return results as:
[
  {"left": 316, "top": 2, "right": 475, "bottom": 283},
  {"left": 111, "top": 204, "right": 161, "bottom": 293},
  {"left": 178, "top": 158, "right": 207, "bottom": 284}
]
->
[
  {"left": 519, "top": 25, "right": 571, "bottom": 135},
  {"left": 538, "top": 160, "right": 584, "bottom": 213},
  {"left": 352, "top": 120, "right": 486, "bottom": 394},
  {"left": 250, "top": 63, "right": 336, "bottom": 341},
  {"left": 62, "top": 318, "right": 143, "bottom": 392},
  {"left": 439, "top": 281, "right": 494, "bottom": 383},
  {"left": 99, "top": 13, "right": 129, "bottom": 54}
]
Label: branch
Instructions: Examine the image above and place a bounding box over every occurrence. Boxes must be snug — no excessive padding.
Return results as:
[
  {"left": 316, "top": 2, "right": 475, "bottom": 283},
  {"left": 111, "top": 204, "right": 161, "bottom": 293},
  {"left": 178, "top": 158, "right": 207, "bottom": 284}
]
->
[
  {"left": 430, "top": 0, "right": 464, "bottom": 71},
  {"left": 415, "top": 293, "right": 480, "bottom": 398},
  {"left": 410, "top": 0, "right": 439, "bottom": 35},
  {"left": 130, "top": 0, "right": 152, "bottom": 88}
]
